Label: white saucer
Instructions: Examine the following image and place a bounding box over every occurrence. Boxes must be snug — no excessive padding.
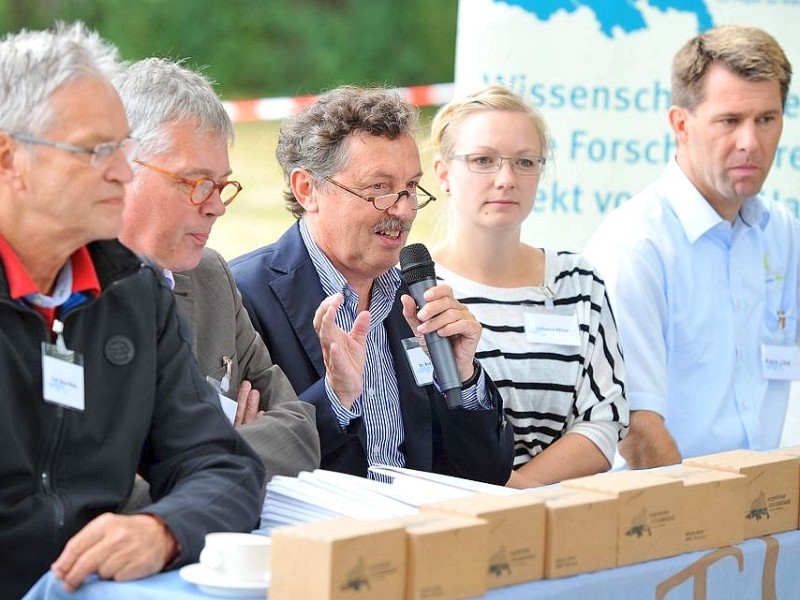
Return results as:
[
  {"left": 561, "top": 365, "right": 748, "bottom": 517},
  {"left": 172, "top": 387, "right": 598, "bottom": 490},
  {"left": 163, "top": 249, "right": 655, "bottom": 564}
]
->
[{"left": 179, "top": 563, "right": 270, "bottom": 598}]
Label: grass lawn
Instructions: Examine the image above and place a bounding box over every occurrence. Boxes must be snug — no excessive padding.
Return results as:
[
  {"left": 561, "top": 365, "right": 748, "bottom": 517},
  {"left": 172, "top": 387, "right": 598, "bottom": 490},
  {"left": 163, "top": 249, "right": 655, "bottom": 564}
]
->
[{"left": 210, "top": 120, "right": 447, "bottom": 261}]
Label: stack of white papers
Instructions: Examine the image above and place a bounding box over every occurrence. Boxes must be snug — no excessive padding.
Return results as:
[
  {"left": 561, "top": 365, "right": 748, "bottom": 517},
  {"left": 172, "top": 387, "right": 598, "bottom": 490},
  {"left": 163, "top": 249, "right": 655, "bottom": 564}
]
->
[
  {"left": 259, "top": 470, "right": 416, "bottom": 531},
  {"left": 368, "top": 465, "right": 520, "bottom": 497},
  {"left": 258, "top": 466, "right": 520, "bottom": 533}
]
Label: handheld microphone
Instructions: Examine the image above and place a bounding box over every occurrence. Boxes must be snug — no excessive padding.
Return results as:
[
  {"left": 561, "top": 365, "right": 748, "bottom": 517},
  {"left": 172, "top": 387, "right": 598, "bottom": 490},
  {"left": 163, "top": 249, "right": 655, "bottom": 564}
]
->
[{"left": 399, "top": 243, "right": 463, "bottom": 409}]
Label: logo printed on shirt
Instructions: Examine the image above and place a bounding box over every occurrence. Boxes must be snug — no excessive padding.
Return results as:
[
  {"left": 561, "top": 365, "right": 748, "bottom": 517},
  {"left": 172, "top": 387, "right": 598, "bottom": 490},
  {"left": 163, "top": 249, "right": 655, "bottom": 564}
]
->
[
  {"left": 104, "top": 335, "right": 135, "bottom": 366},
  {"left": 764, "top": 252, "right": 785, "bottom": 285}
]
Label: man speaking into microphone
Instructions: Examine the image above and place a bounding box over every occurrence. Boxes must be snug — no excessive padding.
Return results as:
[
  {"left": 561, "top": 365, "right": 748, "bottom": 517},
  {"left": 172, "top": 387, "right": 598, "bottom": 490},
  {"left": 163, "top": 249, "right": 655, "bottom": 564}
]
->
[{"left": 232, "top": 86, "right": 513, "bottom": 484}]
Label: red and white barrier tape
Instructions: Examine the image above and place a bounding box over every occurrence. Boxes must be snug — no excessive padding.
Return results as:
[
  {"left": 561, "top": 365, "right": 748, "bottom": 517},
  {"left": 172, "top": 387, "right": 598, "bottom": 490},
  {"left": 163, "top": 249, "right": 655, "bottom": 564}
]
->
[{"left": 223, "top": 82, "right": 455, "bottom": 123}]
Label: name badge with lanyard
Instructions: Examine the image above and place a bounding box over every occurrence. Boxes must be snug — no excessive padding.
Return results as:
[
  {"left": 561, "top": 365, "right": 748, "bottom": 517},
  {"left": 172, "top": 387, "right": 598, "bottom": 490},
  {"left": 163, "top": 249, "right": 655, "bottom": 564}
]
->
[
  {"left": 206, "top": 356, "right": 237, "bottom": 423},
  {"left": 42, "top": 318, "right": 85, "bottom": 411}
]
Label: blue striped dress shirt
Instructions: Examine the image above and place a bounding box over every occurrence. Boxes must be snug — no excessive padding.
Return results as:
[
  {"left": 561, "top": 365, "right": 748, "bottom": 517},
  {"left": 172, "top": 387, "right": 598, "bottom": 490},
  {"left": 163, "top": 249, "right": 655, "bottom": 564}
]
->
[{"left": 298, "top": 219, "right": 487, "bottom": 477}]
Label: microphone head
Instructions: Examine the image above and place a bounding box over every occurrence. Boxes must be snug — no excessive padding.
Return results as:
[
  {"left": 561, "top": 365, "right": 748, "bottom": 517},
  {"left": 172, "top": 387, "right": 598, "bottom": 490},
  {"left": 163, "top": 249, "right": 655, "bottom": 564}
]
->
[{"left": 399, "top": 243, "right": 436, "bottom": 284}]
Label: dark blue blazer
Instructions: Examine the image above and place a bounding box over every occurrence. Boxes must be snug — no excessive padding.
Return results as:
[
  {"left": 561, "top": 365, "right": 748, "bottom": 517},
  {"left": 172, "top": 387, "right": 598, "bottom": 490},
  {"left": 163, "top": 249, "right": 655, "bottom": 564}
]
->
[{"left": 231, "top": 223, "right": 513, "bottom": 484}]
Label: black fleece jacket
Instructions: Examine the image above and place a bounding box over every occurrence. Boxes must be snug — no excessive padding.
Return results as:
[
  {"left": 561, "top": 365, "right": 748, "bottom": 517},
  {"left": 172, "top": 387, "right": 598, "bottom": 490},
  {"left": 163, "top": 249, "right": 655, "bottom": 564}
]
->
[{"left": 0, "top": 240, "right": 265, "bottom": 598}]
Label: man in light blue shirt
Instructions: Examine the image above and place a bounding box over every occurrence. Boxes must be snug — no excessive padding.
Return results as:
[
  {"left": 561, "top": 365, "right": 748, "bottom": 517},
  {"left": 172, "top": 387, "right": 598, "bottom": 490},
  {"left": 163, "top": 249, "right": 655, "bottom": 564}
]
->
[{"left": 585, "top": 25, "right": 799, "bottom": 467}]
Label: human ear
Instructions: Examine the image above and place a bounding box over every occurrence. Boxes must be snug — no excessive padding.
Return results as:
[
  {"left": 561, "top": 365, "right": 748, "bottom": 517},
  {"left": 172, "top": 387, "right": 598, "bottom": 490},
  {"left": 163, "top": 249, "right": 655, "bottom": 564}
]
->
[
  {"left": 433, "top": 155, "right": 450, "bottom": 195},
  {"left": 290, "top": 168, "right": 318, "bottom": 213},
  {"left": 668, "top": 105, "right": 690, "bottom": 145},
  {"left": 0, "top": 133, "right": 26, "bottom": 190}
]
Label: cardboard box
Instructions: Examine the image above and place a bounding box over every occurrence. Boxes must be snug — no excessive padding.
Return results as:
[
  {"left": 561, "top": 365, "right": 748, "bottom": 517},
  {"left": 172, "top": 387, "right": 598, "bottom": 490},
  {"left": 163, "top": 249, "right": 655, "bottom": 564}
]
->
[
  {"left": 774, "top": 445, "right": 800, "bottom": 459},
  {"left": 658, "top": 465, "right": 747, "bottom": 552},
  {"left": 270, "top": 517, "right": 406, "bottom": 600},
  {"left": 769, "top": 446, "right": 800, "bottom": 525},
  {"left": 420, "top": 493, "right": 545, "bottom": 587},
  {"left": 526, "top": 486, "right": 618, "bottom": 578},
  {"left": 563, "top": 470, "right": 684, "bottom": 566},
  {"left": 388, "top": 513, "right": 489, "bottom": 600},
  {"left": 684, "top": 449, "right": 799, "bottom": 538}
]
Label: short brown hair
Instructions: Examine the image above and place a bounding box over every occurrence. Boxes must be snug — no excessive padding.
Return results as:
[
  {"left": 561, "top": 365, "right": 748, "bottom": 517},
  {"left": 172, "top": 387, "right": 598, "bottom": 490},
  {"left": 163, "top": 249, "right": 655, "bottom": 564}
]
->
[
  {"left": 276, "top": 85, "right": 418, "bottom": 219},
  {"left": 672, "top": 25, "right": 792, "bottom": 111}
]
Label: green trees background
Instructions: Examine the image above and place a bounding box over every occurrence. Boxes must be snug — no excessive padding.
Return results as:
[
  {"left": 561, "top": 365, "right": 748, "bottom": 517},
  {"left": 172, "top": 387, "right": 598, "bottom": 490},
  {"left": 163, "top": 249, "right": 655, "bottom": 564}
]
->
[{"left": 0, "top": 0, "right": 458, "bottom": 99}]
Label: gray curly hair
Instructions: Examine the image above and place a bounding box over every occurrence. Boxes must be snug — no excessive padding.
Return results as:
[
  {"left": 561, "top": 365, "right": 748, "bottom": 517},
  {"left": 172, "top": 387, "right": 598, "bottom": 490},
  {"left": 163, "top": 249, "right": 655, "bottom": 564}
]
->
[{"left": 276, "top": 85, "right": 419, "bottom": 219}]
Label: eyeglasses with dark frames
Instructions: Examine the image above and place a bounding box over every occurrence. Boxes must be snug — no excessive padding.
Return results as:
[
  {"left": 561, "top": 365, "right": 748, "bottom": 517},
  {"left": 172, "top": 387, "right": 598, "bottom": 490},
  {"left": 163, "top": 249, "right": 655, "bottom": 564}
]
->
[
  {"left": 323, "top": 176, "right": 436, "bottom": 211},
  {"left": 133, "top": 159, "right": 242, "bottom": 206},
  {"left": 451, "top": 153, "right": 546, "bottom": 176},
  {"left": 8, "top": 132, "right": 139, "bottom": 168}
]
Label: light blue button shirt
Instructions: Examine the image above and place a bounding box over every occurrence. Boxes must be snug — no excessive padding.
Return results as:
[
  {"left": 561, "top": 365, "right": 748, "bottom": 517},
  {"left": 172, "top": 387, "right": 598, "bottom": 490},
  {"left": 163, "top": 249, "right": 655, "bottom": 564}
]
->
[{"left": 585, "top": 159, "right": 800, "bottom": 458}]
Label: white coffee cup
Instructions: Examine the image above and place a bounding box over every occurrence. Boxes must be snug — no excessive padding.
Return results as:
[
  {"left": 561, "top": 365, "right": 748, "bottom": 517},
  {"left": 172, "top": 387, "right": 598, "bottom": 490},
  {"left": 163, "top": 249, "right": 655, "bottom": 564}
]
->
[{"left": 198, "top": 532, "right": 271, "bottom": 583}]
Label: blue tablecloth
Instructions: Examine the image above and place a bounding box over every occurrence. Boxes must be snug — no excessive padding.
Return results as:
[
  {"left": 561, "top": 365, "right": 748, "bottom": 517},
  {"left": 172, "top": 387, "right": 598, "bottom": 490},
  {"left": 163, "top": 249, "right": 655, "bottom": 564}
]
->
[{"left": 23, "top": 529, "right": 800, "bottom": 599}]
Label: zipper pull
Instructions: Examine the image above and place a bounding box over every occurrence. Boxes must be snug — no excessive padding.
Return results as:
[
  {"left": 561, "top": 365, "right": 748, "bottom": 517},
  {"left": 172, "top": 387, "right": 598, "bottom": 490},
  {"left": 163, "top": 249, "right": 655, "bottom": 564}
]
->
[{"left": 52, "top": 319, "right": 68, "bottom": 354}]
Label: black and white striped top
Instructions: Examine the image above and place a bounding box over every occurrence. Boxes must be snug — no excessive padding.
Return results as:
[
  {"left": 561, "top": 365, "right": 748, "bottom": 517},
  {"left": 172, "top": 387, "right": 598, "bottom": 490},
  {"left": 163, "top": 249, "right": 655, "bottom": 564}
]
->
[{"left": 436, "top": 249, "right": 628, "bottom": 467}]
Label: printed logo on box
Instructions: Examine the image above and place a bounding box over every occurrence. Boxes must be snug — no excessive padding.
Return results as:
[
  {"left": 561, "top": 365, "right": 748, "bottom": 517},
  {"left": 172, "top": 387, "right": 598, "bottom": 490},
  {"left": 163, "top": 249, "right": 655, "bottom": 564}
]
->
[{"left": 625, "top": 507, "right": 652, "bottom": 538}]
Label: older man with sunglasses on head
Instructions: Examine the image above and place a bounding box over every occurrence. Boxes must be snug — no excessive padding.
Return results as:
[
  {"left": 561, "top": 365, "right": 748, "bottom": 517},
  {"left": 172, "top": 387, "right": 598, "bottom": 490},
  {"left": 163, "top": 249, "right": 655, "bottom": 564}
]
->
[
  {"left": 115, "top": 58, "right": 320, "bottom": 496},
  {"left": 231, "top": 86, "right": 514, "bottom": 484},
  {"left": 0, "top": 24, "right": 264, "bottom": 597}
]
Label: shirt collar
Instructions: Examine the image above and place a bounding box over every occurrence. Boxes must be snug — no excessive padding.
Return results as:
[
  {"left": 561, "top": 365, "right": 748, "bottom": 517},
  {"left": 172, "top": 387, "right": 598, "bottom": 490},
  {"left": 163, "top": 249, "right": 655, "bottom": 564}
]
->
[
  {"left": 162, "top": 268, "right": 176, "bottom": 290},
  {"left": 0, "top": 233, "right": 100, "bottom": 300},
  {"left": 739, "top": 194, "right": 770, "bottom": 230},
  {"left": 71, "top": 244, "right": 102, "bottom": 297},
  {"left": 664, "top": 158, "right": 770, "bottom": 244}
]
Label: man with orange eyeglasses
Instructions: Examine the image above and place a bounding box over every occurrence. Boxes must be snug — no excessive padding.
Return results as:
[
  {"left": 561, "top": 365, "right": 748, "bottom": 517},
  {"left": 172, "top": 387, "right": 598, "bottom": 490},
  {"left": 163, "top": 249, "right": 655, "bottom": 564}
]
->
[{"left": 116, "top": 58, "right": 320, "bottom": 496}]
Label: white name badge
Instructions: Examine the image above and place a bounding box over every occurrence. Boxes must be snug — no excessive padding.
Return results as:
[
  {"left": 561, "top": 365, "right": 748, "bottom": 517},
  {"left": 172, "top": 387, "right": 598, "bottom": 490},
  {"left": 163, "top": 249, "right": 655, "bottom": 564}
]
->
[
  {"left": 42, "top": 343, "right": 85, "bottom": 411},
  {"left": 524, "top": 312, "right": 581, "bottom": 346},
  {"left": 761, "top": 344, "right": 800, "bottom": 380},
  {"left": 217, "top": 393, "right": 237, "bottom": 424},
  {"left": 206, "top": 376, "right": 237, "bottom": 423},
  {"left": 402, "top": 337, "right": 434, "bottom": 387}
]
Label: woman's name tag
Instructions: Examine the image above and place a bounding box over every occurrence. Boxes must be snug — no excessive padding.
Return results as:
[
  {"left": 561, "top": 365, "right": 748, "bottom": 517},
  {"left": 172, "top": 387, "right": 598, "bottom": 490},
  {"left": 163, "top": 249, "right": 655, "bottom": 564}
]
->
[{"left": 524, "top": 312, "right": 581, "bottom": 346}]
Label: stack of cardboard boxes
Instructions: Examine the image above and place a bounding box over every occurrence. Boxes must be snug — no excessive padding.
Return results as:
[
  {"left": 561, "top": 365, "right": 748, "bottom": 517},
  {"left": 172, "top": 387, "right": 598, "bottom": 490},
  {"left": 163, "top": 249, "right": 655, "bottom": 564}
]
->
[{"left": 269, "top": 448, "right": 800, "bottom": 599}]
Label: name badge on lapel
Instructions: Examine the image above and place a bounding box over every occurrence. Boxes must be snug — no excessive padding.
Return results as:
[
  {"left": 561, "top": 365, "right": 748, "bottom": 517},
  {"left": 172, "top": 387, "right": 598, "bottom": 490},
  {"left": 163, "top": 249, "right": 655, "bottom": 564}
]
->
[{"left": 402, "top": 337, "right": 434, "bottom": 386}]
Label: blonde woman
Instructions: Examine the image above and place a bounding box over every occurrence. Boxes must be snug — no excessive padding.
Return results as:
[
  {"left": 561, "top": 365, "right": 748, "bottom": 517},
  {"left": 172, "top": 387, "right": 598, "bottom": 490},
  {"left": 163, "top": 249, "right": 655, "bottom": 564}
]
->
[{"left": 429, "top": 85, "right": 628, "bottom": 488}]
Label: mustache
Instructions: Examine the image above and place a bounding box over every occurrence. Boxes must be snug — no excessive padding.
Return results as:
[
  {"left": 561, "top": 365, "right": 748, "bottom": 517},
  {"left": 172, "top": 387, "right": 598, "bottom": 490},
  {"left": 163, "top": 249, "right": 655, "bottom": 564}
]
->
[{"left": 372, "top": 217, "right": 413, "bottom": 233}]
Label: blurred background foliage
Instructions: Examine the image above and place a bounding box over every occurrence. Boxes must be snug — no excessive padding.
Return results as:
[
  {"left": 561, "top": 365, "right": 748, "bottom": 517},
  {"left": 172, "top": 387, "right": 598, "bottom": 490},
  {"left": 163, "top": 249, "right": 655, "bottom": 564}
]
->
[
  {"left": 0, "top": 0, "right": 456, "bottom": 257},
  {"left": 0, "top": 0, "right": 458, "bottom": 98}
]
